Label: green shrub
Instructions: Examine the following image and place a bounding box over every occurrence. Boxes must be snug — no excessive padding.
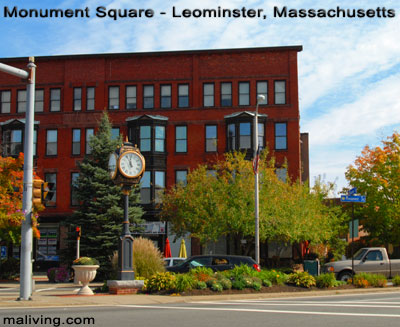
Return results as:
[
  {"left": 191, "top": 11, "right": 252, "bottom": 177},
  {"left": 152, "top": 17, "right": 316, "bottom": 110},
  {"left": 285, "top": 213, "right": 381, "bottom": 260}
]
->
[
  {"left": 206, "top": 278, "right": 218, "bottom": 288},
  {"left": 369, "top": 274, "right": 387, "bottom": 287},
  {"left": 252, "top": 281, "right": 262, "bottom": 291},
  {"left": 190, "top": 267, "right": 214, "bottom": 282},
  {"left": 175, "top": 274, "right": 196, "bottom": 292},
  {"left": 261, "top": 269, "right": 287, "bottom": 285},
  {"left": 0, "top": 257, "right": 19, "bottom": 280},
  {"left": 243, "top": 277, "right": 254, "bottom": 288},
  {"left": 145, "top": 272, "right": 176, "bottom": 292},
  {"left": 262, "top": 279, "right": 272, "bottom": 287},
  {"left": 133, "top": 237, "right": 165, "bottom": 279},
  {"left": 352, "top": 273, "right": 387, "bottom": 288},
  {"left": 392, "top": 275, "right": 400, "bottom": 286},
  {"left": 220, "top": 278, "right": 232, "bottom": 290},
  {"left": 232, "top": 278, "right": 246, "bottom": 290},
  {"left": 211, "top": 282, "right": 223, "bottom": 292},
  {"left": 230, "top": 264, "right": 256, "bottom": 279},
  {"left": 195, "top": 281, "right": 207, "bottom": 290},
  {"left": 287, "top": 272, "right": 316, "bottom": 288},
  {"left": 316, "top": 273, "right": 339, "bottom": 288}
]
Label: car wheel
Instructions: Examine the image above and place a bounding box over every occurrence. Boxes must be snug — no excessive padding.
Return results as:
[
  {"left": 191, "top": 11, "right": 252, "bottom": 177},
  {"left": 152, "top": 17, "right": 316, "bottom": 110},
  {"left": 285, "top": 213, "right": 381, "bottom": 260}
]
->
[{"left": 338, "top": 271, "right": 353, "bottom": 282}]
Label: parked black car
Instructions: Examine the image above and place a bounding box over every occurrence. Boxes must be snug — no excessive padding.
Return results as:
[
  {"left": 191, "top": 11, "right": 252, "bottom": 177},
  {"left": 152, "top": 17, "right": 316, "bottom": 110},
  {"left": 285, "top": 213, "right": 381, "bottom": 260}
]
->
[{"left": 165, "top": 255, "right": 260, "bottom": 273}]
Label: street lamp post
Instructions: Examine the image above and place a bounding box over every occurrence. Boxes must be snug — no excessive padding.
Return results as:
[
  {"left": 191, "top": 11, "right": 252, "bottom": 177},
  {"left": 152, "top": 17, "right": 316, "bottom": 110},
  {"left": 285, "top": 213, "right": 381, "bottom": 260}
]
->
[
  {"left": 253, "top": 94, "right": 265, "bottom": 266},
  {"left": 0, "top": 58, "right": 36, "bottom": 301}
]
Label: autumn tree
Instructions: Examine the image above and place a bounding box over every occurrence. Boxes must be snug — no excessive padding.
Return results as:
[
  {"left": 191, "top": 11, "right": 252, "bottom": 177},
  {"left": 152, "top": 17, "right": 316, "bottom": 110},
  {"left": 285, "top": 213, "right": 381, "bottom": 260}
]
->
[
  {"left": 160, "top": 151, "right": 343, "bottom": 255},
  {"left": 345, "top": 132, "right": 400, "bottom": 245},
  {"left": 0, "top": 153, "right": 41, "bottom": 246}
]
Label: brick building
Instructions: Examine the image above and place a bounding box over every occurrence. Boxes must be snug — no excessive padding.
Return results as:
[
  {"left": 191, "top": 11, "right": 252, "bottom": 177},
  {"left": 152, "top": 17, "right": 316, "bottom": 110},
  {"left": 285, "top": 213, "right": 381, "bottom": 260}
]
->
[{"left": 0, "top": 46, "right": 307, "bottom": 270}]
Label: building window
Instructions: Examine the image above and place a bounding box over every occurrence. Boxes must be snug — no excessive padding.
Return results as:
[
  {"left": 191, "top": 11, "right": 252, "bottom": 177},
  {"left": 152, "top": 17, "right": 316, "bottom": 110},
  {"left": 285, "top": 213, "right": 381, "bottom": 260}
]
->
[
  {"left": 86, "top": 128, "right": 94, "bottom": 154},
  {"left": 274, "top": 80, "right": 286, "bottom": 104},
  {"left": 178, "top": 84, "right": 189, "bottom": 108},
  {"left": 71, "top": 172, "right": 79, "bottom": 206},
  {"left": 109, "top": 86, "right": 119, "bottom": 110},
  {"left": 126, "top": 86, "right": 136, "bottom": 109},
  {"left": 161, "top": 85, "right": 171, "bottom": 108},
  {"left": 36, "top": 227, "right": 59, "bottom": 262},
  {"left": 176, "top": 126, "right": 187, "bottom": 153},
  {"left": 44, "top": 173, "right": 57, "bottom": 207},
  {"left": 143, "top": 85, "right": 154, "bottom": 109},
  {"left": 227, "top": 124, "right": 236, "bottom": 151},
  {"left": 33, "top": 130, "right": 37, "bottom": 157},
  {"left": 73, "top": 87, "right": 82, "bottom": 111},
  {"left": 111, "top": 127, "right": 120, "bottom": 140},
  {"left": 0, "top": 90, "right": 11, "bottom": 113},
  {"left": 87, "top": 87, "right": 95, "bottom": 110},
  {"left": 155, "top": 126, "right": 165, "bottom": 152},
  {"left": 276, "top": 168, "right": 287, "bottom": 183},
  {"left": 17, "top": 90, "right": 27, "bottom": 113},
  {"left": 221, "top": 82, "right": 232, "bottom": 106},
  {"left": 205, "top": 125, "right": 217, "bottom": 152},
  {"left": 155, "top": 171, "right": 165, "bottom": 203},
  {"left": 257, "top": 81, "right": 268, "bottom": 105},
  {"left": 203, "top": 83, "right": 214, "bottom": 107},
  {"left": 139, "top": 170, "right": 166, "bottom": 205},
  {"left": 275, "top": 122, "right": 287, "bottom": 150},
  {"left": 2, "top": 129, "right": 23, "bottom": 156},
  {"left": 35, "top": 89, "right": 44, "bottom": 112},
  {"left": 140, "top": 171, "right": 151, "bottom": 204},
  {"left": 239, "top": 122, "right": 251, "bottom": 149},
  {"left": 50, "top": 88, "right": 61, "bottom": 112},
  {"left": 258, "top": 123, "right": 265, "bottom": 149},
  {"left": 72, "top": 129, "right": 81, "bottom": 155},
  {"left": 46, "top": 130, "right": 57, "bottom": 156},
  {"left": 239, "top": 82, "right": 250, "bottom": 106},
  {"left": 176, "top": 170, "right": 188, "bottom": 186},
  {"left": 139, "top": 126, "right": 151, "bottom": 151}
]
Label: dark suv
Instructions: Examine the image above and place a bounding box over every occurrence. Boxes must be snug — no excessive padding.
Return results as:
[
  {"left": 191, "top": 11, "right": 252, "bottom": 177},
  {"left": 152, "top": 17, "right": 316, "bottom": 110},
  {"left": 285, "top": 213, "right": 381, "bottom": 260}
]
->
[{"left": 166, "top": 255, "right": 260, "bottom": 273}]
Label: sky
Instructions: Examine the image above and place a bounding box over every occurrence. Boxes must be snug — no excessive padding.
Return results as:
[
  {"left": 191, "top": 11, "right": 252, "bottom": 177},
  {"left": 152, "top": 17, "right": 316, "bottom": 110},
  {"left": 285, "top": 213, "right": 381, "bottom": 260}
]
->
[{"left": 1, "top": 0, "right": 399, "bottom": 195}]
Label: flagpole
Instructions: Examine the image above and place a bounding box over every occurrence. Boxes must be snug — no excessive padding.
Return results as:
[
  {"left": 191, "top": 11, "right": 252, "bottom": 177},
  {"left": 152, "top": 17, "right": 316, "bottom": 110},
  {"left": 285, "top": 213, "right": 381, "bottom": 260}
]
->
[{"left": 254, "top": 94, "right": 265, "bottom": 266}]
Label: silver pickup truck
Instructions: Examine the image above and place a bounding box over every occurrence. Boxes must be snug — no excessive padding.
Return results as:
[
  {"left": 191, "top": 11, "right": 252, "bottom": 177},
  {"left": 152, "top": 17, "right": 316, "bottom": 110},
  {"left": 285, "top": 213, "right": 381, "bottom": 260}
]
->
[{"left": 322, "top": 247, "right": 400, "bottom": 281}]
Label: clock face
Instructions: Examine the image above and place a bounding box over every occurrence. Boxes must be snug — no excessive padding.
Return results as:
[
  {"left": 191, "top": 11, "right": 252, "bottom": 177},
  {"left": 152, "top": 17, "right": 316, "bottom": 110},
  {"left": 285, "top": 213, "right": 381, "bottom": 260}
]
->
[
  {"left": 118, "top": 151, "right": 144, "bottom": 178},
  {"left": 108, "top": 153, "right": 118, "bottom": 179}
]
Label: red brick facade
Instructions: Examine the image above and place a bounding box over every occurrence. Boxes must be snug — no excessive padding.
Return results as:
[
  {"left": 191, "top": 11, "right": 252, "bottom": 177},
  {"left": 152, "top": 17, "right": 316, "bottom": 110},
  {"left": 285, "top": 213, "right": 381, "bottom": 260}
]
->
[{"left": 0, "top": 46, "right": 305, "bottom": 269}]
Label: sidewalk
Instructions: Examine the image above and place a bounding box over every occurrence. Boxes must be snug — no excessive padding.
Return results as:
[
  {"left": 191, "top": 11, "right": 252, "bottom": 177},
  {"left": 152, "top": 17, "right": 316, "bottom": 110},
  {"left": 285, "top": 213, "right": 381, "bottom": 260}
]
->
[{"left": 1, "top": 280, "right": 400, "bottom": 309}]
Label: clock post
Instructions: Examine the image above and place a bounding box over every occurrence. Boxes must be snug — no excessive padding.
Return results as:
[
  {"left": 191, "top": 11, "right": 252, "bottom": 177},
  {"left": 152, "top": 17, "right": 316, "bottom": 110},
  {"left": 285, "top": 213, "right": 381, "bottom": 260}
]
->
[{"left": 108, "top": 140, "right": 145, "bottom": 282}]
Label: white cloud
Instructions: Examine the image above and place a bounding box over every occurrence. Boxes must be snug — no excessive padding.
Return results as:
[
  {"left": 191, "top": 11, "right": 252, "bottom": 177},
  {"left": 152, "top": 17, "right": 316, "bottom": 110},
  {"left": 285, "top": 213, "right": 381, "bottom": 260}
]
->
[{"left": 303, "top": 73, "right": 400, "bottom": 146}]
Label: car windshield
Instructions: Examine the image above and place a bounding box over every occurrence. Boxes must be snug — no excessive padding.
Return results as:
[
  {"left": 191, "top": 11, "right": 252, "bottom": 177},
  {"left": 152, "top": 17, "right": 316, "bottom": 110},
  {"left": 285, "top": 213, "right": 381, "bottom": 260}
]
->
[{"left": 353, "top": 248, "right": 368, "bottom": 260}]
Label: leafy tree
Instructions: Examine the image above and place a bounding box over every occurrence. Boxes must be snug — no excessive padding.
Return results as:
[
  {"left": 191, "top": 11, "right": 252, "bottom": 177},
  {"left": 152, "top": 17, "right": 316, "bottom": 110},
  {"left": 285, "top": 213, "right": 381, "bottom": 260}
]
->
[
  {"left": 345, "top": 132, "right": 400, "bottom": 245},
  {"left": 62, "top": 112, "right": 143, "bottom": 279},
  {"left": 160, "top": 150, "right": 343, "bottom": 255},
  {"left": 0, "top": 153, "right": 41, "bottom": 245}
]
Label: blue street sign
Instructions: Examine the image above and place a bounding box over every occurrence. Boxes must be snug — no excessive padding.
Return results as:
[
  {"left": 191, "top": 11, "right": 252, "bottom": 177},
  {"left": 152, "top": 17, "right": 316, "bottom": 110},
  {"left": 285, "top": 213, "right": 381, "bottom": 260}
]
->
[
  {"left": 340, "top": 195, "right": 366, "bottom": 203},
  {"left": 348, "top": 187, "right": 357, "bottom": 196},
  {"left": 1, "top": 246, "right": 7, "bottom": 259}
]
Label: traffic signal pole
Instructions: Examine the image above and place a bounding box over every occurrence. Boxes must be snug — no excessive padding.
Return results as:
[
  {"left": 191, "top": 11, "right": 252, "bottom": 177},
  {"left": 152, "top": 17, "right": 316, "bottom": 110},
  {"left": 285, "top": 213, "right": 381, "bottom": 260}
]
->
[{"left": 0, "top": 58, "right": 36, "bottom": 300}]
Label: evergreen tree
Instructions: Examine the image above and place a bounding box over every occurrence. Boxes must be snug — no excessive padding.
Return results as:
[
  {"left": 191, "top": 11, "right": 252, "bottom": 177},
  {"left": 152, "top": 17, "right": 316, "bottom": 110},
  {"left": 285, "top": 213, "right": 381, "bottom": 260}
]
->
[{"left": 62, "top": 112, "right": 143, "bottom": 279}]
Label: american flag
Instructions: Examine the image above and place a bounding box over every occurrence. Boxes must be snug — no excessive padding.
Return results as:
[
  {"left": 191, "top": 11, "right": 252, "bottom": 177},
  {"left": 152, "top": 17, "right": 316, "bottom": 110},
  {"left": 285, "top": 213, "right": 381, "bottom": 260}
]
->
[{"left": 252, "top": 147, "right": 260, "bottom": 175}]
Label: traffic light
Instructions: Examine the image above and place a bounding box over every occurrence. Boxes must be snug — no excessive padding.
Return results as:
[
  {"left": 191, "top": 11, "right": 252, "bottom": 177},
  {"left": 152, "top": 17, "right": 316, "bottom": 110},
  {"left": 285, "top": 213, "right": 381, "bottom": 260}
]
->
[
  {"left": 76, "top": 226, "right": 81, "bottom": 240},
  {"left": 32, "top": 178, "right": 44, "bottom": 206}
]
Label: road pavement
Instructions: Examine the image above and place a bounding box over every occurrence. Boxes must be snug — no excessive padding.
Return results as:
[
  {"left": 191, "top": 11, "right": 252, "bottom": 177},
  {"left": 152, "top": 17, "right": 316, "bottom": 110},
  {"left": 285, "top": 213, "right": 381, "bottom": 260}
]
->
[{"left": 1, "top": 291, "right": 400, "bottom": 327}]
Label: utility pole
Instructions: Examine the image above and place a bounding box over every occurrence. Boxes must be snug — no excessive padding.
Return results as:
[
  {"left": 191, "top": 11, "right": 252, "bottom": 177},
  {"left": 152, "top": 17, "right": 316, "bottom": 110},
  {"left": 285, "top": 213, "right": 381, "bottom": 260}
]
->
[
  {"left": 0, "top": 58, "right": 36, "bottom": 300},
  {"left": 253, "top": 94, "right": 265, "bottom": 265}
]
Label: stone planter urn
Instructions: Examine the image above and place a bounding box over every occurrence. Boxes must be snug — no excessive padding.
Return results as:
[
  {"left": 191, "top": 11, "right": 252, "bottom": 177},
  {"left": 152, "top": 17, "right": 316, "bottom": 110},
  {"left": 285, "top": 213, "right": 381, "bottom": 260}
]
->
[{"left": 72, "top": 265, "right": 99, "bottom": 295}]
